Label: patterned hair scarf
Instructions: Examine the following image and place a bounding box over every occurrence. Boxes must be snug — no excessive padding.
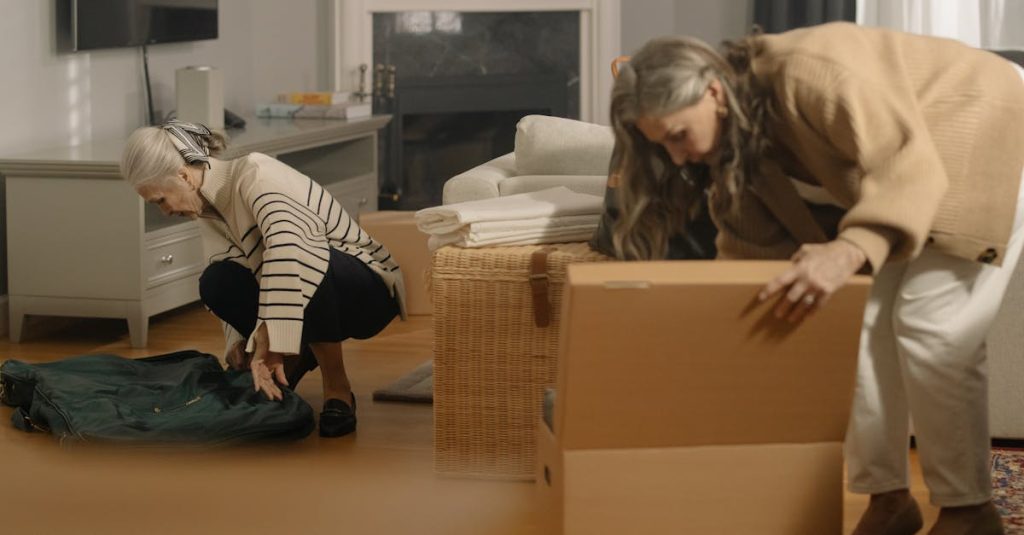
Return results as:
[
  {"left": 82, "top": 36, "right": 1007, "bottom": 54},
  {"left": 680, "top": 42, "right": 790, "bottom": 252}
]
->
[{"left": 161, "top": 119, "right": 212, "bottom": 168}]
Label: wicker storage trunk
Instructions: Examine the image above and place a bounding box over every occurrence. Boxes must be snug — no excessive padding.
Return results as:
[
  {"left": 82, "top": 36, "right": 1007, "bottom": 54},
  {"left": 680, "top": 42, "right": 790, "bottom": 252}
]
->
[{"left": 432, "top": 242, "right": 610, "bottom": 479}]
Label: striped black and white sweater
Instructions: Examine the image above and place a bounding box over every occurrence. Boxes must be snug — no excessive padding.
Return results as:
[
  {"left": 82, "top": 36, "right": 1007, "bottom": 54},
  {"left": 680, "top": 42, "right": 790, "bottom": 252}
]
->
[{"left": 198, "top": 153, "right": 406, "bottom": 355}]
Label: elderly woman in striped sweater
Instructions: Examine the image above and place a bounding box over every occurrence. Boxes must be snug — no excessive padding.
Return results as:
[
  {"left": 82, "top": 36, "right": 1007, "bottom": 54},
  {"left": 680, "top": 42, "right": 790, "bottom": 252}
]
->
[
  {"left": 120, "top": 120, "right": 406, "bottom": 438},
  {"left": 610, "top": 23, "right": 1023, "bottom": 535}
]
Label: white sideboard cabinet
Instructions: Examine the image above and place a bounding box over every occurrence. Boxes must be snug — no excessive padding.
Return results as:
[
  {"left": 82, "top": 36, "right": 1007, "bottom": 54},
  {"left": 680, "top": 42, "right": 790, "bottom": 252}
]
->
[{"left": 0, "top": 115, "right": 390, "bottom": 347}]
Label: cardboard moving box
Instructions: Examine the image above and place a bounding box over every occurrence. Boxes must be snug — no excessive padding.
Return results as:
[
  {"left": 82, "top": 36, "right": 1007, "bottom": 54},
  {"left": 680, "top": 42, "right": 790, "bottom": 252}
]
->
[
  {"left": 358, "top": 211, "right": 433, "bottom": 315},
  {"left": 538, "top": 261, "right": 872, "bottom": 534}
]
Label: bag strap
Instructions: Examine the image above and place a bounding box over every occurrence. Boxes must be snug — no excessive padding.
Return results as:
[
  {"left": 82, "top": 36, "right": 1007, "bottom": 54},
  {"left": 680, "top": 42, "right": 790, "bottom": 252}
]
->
[{"left": 530, "top": 247, "right": 557, "bottom": 328}]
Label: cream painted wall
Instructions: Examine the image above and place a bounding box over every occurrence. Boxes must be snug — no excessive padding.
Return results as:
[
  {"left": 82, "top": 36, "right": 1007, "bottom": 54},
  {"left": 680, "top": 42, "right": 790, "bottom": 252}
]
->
[
  {"left": 675, "top": 0, "right": 755, "bottom": 47},
  {"left": 620, "top": 0, "right": 677, "bottom": 55},
  {"left": 0, "top": 0, "right": 329, "bottom": 154},
  {"left": 0, "top": 0, "right": 332, "bottom": 297},
  {"left": 621, "top": 0, "right": 753, "bottom": 54}
]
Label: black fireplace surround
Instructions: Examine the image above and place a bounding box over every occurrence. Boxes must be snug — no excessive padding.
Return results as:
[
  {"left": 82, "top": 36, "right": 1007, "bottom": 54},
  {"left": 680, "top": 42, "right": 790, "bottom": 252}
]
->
[{"left": 372, "top": 11, "right": 581, "bottom": 210}]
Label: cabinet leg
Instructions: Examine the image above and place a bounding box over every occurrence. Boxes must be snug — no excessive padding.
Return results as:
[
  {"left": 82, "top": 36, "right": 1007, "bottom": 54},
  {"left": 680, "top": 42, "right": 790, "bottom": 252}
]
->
[
  {"left": 127, "top": 312, "right": 149, "bottom": 348},
  {"left": 8, "top": 300, "right": 25, "bottom": 343}
]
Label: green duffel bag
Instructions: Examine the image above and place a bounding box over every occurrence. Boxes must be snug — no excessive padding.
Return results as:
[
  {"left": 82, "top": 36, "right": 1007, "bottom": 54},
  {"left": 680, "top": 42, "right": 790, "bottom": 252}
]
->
[{"left": 0, "top": 350, "right": 315, "bottom": 446}]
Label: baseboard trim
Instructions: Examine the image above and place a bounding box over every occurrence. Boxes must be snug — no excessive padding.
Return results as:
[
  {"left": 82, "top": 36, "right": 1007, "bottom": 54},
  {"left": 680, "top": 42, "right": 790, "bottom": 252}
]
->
[{"left": 0, "top": 294, "right": 8, "bottom": 339}]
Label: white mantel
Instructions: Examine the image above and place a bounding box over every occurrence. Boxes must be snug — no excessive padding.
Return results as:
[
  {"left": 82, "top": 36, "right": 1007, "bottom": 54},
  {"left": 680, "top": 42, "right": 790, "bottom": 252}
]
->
[{"left": 328, "top": 0, "right": 622, "bottom": 125}]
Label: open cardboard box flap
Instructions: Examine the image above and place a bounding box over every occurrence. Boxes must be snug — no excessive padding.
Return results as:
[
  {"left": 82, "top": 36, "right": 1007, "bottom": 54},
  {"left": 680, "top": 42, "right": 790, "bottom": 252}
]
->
[{"left": 554, "top": 260, "right": 871, "bottom": 450}]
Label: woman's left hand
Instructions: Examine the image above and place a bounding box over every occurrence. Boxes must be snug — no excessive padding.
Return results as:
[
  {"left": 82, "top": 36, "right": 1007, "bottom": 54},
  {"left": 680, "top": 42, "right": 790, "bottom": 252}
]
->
[{"left": 759, "top": 240, "right": 867, "bottom": 323}]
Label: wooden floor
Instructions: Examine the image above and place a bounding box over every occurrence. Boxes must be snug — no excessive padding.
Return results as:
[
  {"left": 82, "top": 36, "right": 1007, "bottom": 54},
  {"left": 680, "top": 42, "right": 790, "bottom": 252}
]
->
[{"left": 0, "top": 304, "right": 938, "bottom": 534}]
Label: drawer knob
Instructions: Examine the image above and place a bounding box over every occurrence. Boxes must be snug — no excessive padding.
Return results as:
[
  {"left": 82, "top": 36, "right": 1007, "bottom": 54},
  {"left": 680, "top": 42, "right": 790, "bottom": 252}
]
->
[
  {"left": 161, "top": 254, "right": 174, "bottom": 264},
  {"left": 358, "top": 197, "right": 368, "bottom": 206}
]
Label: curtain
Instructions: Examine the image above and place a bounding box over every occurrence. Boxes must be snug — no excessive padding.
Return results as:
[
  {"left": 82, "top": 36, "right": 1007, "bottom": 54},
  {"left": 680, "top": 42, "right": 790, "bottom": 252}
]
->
[
  {"left": 754, "top": 0, "right": 857, "bottom": 33},
  {"left": 857, "top": 0, "right": 1024, "bottom": 49}
]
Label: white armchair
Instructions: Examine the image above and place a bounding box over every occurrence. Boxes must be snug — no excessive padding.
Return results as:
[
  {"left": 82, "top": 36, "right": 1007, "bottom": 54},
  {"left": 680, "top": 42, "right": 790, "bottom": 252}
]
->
[
  {"left": 442, "top": 114, "right": 615, "bottom": 205},
  {"left": 987, "top": 49, "right": 1024, "bottom": 440}
]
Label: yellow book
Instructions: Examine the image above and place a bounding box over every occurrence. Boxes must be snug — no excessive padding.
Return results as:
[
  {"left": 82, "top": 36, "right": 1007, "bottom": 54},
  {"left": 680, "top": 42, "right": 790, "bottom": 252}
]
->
[{"left": 276, "top": 91, "right": 351, "bottom": 106}]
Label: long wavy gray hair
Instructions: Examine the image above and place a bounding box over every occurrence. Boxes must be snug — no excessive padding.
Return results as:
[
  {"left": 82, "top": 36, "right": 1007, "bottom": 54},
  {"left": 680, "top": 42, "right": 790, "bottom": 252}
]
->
[{"left": 609, "top": 33, "right": 776, "bottom": 260}]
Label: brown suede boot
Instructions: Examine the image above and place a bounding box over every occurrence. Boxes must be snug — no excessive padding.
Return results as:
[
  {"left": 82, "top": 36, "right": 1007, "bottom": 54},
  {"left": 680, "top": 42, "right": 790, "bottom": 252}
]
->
[
  {"left": 853, "top": 489, "right": 924, "bottom": 535},
  {"left": 927, "top": 501, "right": 1004, "bottom": 535}
]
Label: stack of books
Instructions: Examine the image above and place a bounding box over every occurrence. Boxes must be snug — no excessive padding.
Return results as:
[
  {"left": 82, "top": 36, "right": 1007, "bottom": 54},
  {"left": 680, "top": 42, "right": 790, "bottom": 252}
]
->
[
  {"left": 277, "top": 91, "right": 352, "bottom": 105},
  {"left": 255, "top": 91, "right": 372, "bottom": 120}
]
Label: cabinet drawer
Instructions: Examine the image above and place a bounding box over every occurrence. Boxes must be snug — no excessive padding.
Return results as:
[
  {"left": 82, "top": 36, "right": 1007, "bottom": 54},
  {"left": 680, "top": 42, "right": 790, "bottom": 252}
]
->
[
  {"left": 144, "top": 230, "right": 205, "bottom": 289},
  {"left": 326, "top": 173, "right": 378, "bottom": 221}
]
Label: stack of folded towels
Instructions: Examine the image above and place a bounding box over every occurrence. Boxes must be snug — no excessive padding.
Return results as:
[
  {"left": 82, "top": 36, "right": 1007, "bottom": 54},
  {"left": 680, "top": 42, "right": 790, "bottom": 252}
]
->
[{"left": 415, "top": 187, "right": 604, "bottom": 250}]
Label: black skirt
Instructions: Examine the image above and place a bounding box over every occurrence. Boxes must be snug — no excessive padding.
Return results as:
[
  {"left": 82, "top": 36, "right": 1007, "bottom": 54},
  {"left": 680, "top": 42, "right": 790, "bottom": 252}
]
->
[{"left": 198, "top": 247, "right": 399, "bottom": 348}]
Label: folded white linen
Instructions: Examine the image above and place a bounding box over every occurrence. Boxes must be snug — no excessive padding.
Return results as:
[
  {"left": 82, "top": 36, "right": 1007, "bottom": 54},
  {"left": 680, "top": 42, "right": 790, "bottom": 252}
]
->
[
  {"left": 426, "top": 214, "right": 600, "bottom": 250},
  {"left": 415, "top": 186, "right": 603, "bottom": 235},
  {"left": 466, "top": 214, "right": 599, "bottom": 234},
  {"left": 428, "top": 226, "right": 597, "bottom": 250}
]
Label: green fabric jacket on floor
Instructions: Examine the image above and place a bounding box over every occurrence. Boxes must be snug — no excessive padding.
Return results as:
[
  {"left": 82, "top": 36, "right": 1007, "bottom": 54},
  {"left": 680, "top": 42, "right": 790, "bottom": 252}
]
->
[{"left": 1, "top": 350, "right": 314, "bottom": 446}]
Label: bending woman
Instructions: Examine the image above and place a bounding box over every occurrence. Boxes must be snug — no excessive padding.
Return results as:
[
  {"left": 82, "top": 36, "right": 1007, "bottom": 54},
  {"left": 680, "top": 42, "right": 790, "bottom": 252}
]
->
[
  {"left": 121, "top": 120, "right": 405, "bottom": 438},
  {"left": 610, "top": 22, "right": 1023, "bottom": 535}
]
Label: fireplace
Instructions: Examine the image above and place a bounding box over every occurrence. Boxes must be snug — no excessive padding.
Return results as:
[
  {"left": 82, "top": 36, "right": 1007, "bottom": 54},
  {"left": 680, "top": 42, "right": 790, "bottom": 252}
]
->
[
  {"left": 371, "top": 11, "right": 580, "bottom": 210},
  {"left": 330, "top": 0, "right": 620, "bottom": 210}
]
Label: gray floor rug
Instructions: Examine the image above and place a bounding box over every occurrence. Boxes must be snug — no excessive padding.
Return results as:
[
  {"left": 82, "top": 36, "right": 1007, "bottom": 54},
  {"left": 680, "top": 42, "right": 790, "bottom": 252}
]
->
[{"left": 372, "top": 360, "right": 433, "bottom": 403}]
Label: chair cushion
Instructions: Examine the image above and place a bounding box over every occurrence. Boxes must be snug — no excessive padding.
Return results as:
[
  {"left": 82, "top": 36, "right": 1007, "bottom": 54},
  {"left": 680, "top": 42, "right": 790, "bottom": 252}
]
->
[
  {"left": 497, "top": 174, "right": 607, "bottom": 198},
  {"left": 514, "top": 115, "right": 615, "bottom": 176}
]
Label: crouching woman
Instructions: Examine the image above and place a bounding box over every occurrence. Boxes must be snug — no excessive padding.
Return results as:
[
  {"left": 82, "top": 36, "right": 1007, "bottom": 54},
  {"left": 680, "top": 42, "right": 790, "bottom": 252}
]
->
[{"left": 120, "top": 120, "right": 406, "bottom": 438}]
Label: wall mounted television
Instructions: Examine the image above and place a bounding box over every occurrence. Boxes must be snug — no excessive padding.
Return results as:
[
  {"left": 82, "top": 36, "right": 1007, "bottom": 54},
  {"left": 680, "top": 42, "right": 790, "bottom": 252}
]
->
[{"left": 58, "top": 0, "right": 219, "bottom": 52}]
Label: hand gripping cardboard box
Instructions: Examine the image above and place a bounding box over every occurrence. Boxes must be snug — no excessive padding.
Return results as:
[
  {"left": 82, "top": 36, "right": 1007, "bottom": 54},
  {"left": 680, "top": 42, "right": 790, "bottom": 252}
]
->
[
  {"left": 357, "top": 211, "right": 433, "bottom": 315},
  {"left": 537, "top": 261, "right": 872, "bottom": 535}
]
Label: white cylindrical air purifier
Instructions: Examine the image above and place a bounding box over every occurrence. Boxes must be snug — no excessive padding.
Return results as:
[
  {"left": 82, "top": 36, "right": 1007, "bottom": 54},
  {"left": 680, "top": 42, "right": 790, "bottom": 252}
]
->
[{"left": 175, "top": 66, "right": 224, "bottom": 130}]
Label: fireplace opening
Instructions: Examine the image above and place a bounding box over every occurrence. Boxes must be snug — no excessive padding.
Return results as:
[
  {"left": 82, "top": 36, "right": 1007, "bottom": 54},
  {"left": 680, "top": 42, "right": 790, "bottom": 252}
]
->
[
  {"left": 398, "top": 108, "right": 548, "bottom": 210},
  {"left": 381, "top": 72, "right": 570, "bottom": 210},
  {"left": 372, "top": 11, "right": 580, "bottom": 210}
]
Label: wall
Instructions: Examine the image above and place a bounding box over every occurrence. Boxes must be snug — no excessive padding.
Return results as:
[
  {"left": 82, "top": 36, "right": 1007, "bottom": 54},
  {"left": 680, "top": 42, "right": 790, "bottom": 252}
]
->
[
  {"left": 620, "top": 0, "right": 677, "bottom": 55},
  {"left": 0, "top": 0, "right": 332, "bottom": 298},
  {"left": 621, "top": 0, "right": 754, "bottom": 55},
  {"left": 0, "top": 0, "right": 747, "bottom": 317}
]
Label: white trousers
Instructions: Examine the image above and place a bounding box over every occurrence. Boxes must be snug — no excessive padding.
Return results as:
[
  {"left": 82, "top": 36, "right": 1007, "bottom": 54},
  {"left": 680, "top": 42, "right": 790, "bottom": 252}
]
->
[{"left": 845, "top": 152, "right": 1024, "bottom": 505}]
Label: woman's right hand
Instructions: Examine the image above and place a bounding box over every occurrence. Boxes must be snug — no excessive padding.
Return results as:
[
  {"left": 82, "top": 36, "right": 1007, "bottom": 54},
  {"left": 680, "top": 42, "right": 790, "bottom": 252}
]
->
[
  {"left": 250, "top": 323, "right": 287, "bottom": 401},
  {"left": 251, "top": 350, "right": 286, "bottom": 401}
]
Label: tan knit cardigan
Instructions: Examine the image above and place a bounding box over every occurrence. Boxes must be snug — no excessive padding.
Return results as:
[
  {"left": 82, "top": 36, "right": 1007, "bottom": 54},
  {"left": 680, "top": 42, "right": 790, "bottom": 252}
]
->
[{"left": 713, "top": 22, "right": 1024, "bottom": 272}]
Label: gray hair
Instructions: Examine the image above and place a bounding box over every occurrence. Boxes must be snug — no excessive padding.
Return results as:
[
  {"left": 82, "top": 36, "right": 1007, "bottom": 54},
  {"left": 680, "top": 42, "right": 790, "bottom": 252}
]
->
[
  {"left": 615, "top": 36, "right": 729, "bottom": 124},
  {"left": 609, "top": 33, "right": 773, "bottom": 260},
  {"left": 120, "top": 125, "right": 227, "bottom": 188}
]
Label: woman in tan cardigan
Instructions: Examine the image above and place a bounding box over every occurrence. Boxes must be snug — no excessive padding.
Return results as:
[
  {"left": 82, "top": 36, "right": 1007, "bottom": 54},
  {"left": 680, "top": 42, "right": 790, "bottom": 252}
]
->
[{"left": 610, "top": 22, "right": 1024, "bottom": 535}]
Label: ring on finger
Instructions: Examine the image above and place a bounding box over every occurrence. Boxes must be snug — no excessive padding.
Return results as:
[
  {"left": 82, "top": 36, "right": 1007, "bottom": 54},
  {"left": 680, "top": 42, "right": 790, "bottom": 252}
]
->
[{"left": 802, "top": 294, "right": 817, "bottom": 306}]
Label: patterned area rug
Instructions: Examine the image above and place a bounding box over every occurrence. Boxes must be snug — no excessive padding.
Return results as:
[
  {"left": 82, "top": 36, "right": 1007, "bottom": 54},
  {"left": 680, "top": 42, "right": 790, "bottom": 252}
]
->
[{"left": 993, "top": 448, "right": 1024, "bottom": 533}]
